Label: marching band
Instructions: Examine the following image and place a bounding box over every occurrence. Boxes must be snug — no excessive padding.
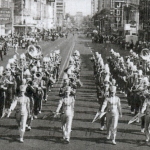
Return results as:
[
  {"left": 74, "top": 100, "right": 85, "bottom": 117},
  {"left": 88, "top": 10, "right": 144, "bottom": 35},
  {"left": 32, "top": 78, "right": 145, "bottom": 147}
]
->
[
  {"left": 2, "top": 38, "right": 150, "bottom": 145},
  {"left": 91, "top": 48, "right": 150, "bottom": 144},
  {"left": 0, "top": 41, "right": 82, "bottom": 143}
]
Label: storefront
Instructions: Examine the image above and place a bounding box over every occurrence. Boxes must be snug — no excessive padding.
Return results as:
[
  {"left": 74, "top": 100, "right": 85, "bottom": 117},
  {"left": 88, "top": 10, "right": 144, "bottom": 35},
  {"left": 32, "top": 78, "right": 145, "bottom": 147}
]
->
[{"left": 13, "top": 25, "right": 36, "bottom": 35}]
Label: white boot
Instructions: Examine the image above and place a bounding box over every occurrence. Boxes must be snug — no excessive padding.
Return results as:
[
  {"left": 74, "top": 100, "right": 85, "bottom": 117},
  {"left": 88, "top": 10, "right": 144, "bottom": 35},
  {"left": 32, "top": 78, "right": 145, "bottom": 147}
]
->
[
  {"left": 1, "top": 109, "right": 7, "bottom": 118},
  {"left": 112, "top": 134, "right": 116, "bottom": 145},
  {"left": 19, "top": 131, "right": 25, "bottom": 143},
  {"left": 65, "top": 131, "right": 70, "bottom": 143},
  {"left": 100, "top": 126, "right": 104, "bottom": 131},
  {"left": 107, "top": 131, "right": 111, "bottom": 140}
]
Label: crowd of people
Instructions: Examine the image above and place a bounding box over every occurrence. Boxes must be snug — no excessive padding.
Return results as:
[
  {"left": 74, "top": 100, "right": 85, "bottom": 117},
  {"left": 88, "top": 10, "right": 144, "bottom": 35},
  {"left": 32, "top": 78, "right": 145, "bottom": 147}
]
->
[
  {"left": 91, "top": 33, "right": 150, "bottom": 56},
  {"left": 92, "top": 34, "right": 115, "bottom": 44},
  {"left": 0, "top": 34, "right": 40, "bottom": 61},
  {"left": 91, "top": 48, "right": 150, "bottom": 144}
]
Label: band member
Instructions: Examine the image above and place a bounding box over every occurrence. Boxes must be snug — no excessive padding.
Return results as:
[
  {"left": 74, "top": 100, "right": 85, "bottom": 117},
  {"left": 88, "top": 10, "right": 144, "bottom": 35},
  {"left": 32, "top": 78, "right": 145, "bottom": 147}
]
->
[
  {"left": 2, "top": 64, "right": 16, "bottom": 118},
  {"left": 0, "top": 66, "right": 7, "bottom": 116},
  {"left": 25, "top": 80, "right": 35, "bottom": 130},
  {"left": 8, "top": 85, "right": 30, "bottom": 143},
  {"left": 101, "top": 86, "right": 122, "bottom": 145},
  {"left": 99, "top": 78, "right": 110, "bottom": 131},
  {"left": 141, "top": 94, "right": 150, "bottom": 142},
  {"left": 32, "top": 83, "right": 43, "bottom": 118},
  {"left": 55, "top": 86, "right": 75, "bottom": 143},
  {"left": 0, "top": 42, "right": 3, "bottom": 61}
]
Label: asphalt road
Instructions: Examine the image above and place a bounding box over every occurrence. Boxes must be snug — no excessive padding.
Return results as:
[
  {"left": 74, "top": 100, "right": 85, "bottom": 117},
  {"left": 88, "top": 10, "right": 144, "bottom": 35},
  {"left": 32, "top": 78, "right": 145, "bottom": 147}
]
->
[{"left": 0, "top": 34, "right": 150, "bottom": 150}]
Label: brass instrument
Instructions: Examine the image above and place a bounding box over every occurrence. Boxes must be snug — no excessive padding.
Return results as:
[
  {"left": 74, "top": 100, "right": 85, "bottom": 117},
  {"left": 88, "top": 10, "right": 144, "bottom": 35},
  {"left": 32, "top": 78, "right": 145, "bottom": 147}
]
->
[
  {"left": 27, "top": 45, "right": 42, "bottom": 59},
  {"left": 35, "top": 72, "right": 43, "bottom": 78}
]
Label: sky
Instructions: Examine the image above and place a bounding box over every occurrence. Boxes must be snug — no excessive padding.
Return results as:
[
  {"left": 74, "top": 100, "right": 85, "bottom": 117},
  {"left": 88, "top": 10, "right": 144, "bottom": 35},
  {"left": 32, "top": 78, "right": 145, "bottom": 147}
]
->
[{"left": 65, "top": 0, "right": 91, "bottom": 16}]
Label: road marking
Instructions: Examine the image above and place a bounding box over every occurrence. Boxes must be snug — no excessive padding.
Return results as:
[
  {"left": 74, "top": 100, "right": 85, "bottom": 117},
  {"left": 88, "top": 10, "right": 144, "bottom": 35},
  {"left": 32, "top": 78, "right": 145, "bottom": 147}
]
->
[
  {"left": 59, "top": 36, "right": 76, "bottom": 77},
  {"left": 59, "top": 42, "right": 75, "bottom": 77},
  {"left": 55, "top": 39, "right": 76, "bottom": 88}
]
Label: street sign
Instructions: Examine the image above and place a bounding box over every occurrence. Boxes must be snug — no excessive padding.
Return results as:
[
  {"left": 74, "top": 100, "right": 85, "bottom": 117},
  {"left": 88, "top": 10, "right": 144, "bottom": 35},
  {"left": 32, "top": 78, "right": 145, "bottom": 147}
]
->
[
  {"left": 0, "top": 8, "right": 11, "bottom": 25},
  {"left": 114, "top": 1, "right": 123, "bottom": 27}
]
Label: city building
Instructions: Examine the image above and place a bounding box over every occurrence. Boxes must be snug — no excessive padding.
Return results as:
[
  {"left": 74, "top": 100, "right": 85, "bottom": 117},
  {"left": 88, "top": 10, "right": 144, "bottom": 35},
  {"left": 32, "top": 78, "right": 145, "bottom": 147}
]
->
[
  {"left": 75, "top": 12, "right": 83, "bottom": 28},
  {"left": 92, "top": 0, "right": 139, "bottom": 36},
  {"left": 55, "top": 0, "right": 65, "bottom": 31},
  {"left": 0, "top": 0, "right": 56, "bottom": 36},
  {"left": 98, "top": 0, "right": 112, "bottom": 12},
  {"left": 139, "top": 0, "right": 150, "bottom": 40},
  {"left": 0, "top": 0, "right": 13, "bottom": 35},
  {"left": 14, "top": 0, "right": 54, "bottom": 34},
  {"left": 91, "top": 0, "right": 98, "bottom": 16}
]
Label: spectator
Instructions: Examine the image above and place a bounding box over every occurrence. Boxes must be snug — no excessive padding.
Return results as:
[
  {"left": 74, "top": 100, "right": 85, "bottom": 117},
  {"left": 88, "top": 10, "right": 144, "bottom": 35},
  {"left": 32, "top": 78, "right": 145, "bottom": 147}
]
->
[
  {"left": 13, "top": 39, "right": 19, "bottom": 55},
  {"left": 130, "top": 40, "right": 134, "bottom": 49}
]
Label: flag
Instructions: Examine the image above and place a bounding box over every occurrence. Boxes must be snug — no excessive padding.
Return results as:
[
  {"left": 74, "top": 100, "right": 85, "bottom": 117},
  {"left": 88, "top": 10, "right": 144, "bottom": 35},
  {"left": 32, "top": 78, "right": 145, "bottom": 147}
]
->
[
  {"left": 92, "top": 111, "right": 106, "bottom": 123},
  {"left": 128, "top": 113, "right": 145, "bottom": 124}
]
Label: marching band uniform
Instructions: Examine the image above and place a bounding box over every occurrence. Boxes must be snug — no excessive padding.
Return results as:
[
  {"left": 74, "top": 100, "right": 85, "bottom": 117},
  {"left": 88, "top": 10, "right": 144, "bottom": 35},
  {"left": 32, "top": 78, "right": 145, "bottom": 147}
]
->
[
  {"left": 0, "top": 67, "right": 7, "bottom": 116},
  {"left": 41, "top": 74, "right": 49, "bottom": 102},
  {"left": 8, "top": 85, "right": 30, "bottom": 143},
  {"left": 32, "top": 83, "right": 43, "bottom": 118},
  {"left": 25, "top": 82, "right": 35, "bottom": 130},
  {"left": 99, "top": 79, "right": 110, "bottom": 131},
  {"left": 54, "top": 50, "right": 61, "bottom": 81},
  {"left": 59, "top": 77, "right": 70, "bottom": 97},
  {"left": 55, "top": 86, "right": 75, "bottom": 143},
  {"left": 132, "top": 72, "right": 144, "bottom": 116},
  {"left": 0, "top": 84, "right": 7, "bottom": 116},
  {"left": 32, "top": 71, "right": 43, "bottom": 115},
  {"left": 101, "top": 86, "right": 122, "bottom": 145},
  {"left": 2, "top": 65, "right": 16, "bottom": 117},
  {"left": 141, "top": 94, "right": 150, "bottom": 142}
]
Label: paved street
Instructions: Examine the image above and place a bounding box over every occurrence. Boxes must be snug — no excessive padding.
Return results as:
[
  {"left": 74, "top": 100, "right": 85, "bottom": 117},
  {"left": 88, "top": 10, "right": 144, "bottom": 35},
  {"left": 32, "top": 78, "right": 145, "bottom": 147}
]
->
[{"left": 0, "top": 34, "right": 150, "bottom": 150}]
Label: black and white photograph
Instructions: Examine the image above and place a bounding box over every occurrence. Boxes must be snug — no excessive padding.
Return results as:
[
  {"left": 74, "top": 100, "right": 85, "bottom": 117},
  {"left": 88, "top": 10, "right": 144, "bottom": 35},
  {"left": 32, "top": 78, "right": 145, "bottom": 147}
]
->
[{"left": 0, "top": 0, "right": 150, "bottom": 150}]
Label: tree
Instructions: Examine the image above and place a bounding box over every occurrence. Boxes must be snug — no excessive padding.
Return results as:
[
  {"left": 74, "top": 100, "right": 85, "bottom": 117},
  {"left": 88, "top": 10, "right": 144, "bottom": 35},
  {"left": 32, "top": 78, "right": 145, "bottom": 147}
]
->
[
  {"left": 82, "top": 15, "right": 93, "bottom": 28},
  {"left": 99, "top": 8, "right": 110, "bottom": 16}
]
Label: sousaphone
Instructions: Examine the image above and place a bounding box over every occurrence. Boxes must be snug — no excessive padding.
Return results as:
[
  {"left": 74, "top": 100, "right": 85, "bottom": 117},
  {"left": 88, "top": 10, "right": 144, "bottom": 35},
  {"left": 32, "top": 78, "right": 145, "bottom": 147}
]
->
[
  {"left": 140, "top": 48, "right": 150, "bottom": 61},
  {"left": 27, "top": 45, "right": 43, "bottom": 59}
]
